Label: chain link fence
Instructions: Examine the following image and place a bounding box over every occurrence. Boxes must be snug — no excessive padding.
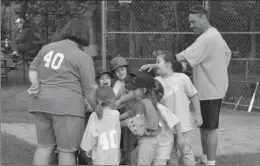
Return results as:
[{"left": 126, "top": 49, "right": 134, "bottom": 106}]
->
[
  {"left": 105, "top": 0, "right": 260, "bottom": 110},
  {"left": 2, "top": 1, "right": 259, "bottom": 109}
]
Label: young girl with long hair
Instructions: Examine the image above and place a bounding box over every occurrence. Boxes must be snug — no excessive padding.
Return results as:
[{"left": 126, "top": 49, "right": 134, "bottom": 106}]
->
[{"left": 154, "top": 50, "right": 203, "bottom": 165}]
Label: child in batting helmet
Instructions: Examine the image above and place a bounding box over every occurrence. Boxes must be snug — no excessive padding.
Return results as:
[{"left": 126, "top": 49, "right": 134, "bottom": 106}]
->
[
  {"left": 110, "top": 56, "right": 139, "bottom": 165},
  {"left": 110, "top": 56, "right": 129, "bottom": 98}
]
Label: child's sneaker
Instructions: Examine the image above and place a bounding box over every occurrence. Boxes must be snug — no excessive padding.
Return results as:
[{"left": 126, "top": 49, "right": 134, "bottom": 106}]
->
[
  {"left": 120, "top": 156, "right": 130, "bottom": 165},
  {"left": 196, "top": 154, "right": 207, "bottom": 165},
  {"left": 201, "top": 154, "right": 207, "bottom": 164}
]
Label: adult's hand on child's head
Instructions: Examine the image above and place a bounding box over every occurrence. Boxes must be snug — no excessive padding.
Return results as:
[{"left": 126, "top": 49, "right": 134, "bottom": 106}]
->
[{"left": 139, "top": 64, "right": 156, "bottom": 72}]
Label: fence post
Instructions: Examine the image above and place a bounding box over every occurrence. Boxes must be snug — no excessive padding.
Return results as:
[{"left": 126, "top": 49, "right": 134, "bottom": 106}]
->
[
  {"left": 203, "top": 0, "right": 210, "bottom": 19},
  {"left": 101, "top": 1, "right": 107, "bottom": 69},
  {"left": 9, "top": 7, "right": 12, "bottom": 39},
  {"left": 246, "top": 59, "right": 249, "bottom": 82}
]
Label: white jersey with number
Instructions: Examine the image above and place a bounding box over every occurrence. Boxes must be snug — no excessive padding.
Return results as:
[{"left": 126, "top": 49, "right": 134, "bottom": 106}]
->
[{"left": 80, "top": 109, "right": 121, "bottom": 165}]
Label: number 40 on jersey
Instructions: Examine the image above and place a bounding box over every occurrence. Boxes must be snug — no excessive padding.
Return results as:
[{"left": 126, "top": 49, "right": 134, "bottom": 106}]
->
[{"left": 44, "top": 51, "right": 64, "bottom": 70}]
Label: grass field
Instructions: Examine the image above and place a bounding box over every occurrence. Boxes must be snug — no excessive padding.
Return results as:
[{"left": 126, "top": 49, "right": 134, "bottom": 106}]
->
[
  {"left": 1, "top": 132, "right": 35, "bottom": 165},
  {"left": 1, "top": 82, "right": 34, "bottom": 124},
  {"left": 1, "top": 81, "right": 260, "bottom": 165},
  {"left": 1, "top": 133, "right": 260, "bottom": 165}
]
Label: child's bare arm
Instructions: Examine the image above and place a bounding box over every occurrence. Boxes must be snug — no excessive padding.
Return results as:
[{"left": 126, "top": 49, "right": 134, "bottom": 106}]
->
[
  {"left": 190, "top": 93, "right": 201, "bottom": 115},
  {"left": 120, "top": 90, "right": 136, "bottom": 103},
  {"left": 120, "top": 120, "right": 128, "bottom": 127},
  {"left": 174, "top": 123, "right": 185, "bottom": 155},
  {"left": 113, "top": 91, "right": 136, "bottom": 109},
  {"left": 174, "top": 123, "right": 182, "bottom": 139},
  {"left": 144, "top": 128, "right": 161, "bottom": 136},
  {"left": 190, "top": 94, "right": 203, "bottom": 127},
  {"left": 119, "top": 111, "right": 131, "bottom": 121}
]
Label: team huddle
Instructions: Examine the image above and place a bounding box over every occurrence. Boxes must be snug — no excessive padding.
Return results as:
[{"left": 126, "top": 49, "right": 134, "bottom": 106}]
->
[
  {"left": 28, "top": 49, "right": 202, "bottom": 165},
  {"left": 27, "top": 5, "right": 231, "bottom": 166},
  {"left": 79, "top": 53, "right": 203, "bottom": 165}
]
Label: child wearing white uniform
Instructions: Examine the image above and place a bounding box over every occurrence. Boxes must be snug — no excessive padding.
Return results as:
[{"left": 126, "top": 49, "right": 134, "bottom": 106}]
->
[
  {"left": 81, "top": 86, "right": 121, "bottom": 165},
  {"left": 155, "top": 50, "right": 203, "bottom": 165}
]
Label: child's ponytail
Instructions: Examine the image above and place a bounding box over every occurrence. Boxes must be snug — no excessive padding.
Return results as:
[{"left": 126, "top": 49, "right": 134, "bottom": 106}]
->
[
  {"left": 94, "top": 86, "right": 116, "bottom": 120},
  {"left": 95, "top": 101, "right": 104, "bottom": 120}
]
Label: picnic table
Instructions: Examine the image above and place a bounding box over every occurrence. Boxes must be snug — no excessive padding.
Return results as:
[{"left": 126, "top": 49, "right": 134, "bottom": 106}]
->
[{"left": 1, "top": 40, "right": 45, "bottom": 82}]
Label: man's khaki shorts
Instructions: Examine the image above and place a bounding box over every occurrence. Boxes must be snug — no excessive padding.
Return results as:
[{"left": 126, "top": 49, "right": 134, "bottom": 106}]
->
[{"left": 32, "top": 112, "right": 85, "bottom": 153}]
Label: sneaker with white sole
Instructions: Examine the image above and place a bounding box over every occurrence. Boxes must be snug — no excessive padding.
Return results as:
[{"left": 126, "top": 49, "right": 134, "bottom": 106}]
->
[{"left": 195, "top": 154, "right": 207, "bottom": 165}]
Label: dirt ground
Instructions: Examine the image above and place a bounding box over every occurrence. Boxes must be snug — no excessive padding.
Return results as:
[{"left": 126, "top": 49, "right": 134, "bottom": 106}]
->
[{"left": 1, "top": 83, "right": 260, "bottom": 157}]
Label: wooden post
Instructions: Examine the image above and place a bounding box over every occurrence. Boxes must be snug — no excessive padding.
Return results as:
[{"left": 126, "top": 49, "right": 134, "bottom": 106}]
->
[
  {"left": 101, "top": 1, "right": 107, "bottom": 69},
  {"left": 203, "top": 0, "right": 210, "bottom": 19}
]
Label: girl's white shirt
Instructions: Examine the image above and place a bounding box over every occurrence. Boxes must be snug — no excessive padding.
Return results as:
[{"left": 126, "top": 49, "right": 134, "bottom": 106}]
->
[
  {"left": 155, "top": 73, "right": 198, "bottom": 132},
  {"left": 113, "top": 80, "right": 126, "bottom": 98}
]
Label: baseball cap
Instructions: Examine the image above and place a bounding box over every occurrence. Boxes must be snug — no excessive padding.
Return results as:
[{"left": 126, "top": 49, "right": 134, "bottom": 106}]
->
[
  {"left": 129, "top": 68, "right": 155, "bottom": 77},
  {"left": 96, "top": 69, "right": 112, "bottom": 79},
  {"left": 125, "top": 69, "right": 155, "bottom": 91}
]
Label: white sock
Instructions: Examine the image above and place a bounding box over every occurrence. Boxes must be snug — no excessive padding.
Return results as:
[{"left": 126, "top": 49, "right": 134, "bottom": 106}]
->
[
  {"left": 207, "top": 160, "right": 216, "bottom": 165},
  {"left": 201, "top": 154, "right": 207, "bottom": 163}
]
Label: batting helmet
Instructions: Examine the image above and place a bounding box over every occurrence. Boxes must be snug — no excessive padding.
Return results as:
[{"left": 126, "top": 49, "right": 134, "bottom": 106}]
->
[{"left": 110, "top": 56, "right": 128, "bottom": 73}]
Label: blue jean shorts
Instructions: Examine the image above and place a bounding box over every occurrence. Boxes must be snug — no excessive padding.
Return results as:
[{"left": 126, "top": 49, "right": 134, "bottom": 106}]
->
[{"left": 32, "top": 112, "right": 85, "bottom": 153}]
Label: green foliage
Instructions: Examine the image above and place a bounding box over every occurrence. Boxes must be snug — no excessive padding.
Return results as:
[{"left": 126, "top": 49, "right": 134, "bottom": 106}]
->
[
  {"left": 1, "top": 16, "right": 9, "bottom": 39},
  {"left": 106, "top": 1, "right": 202, "bottom": 58},
  {"left": 1, "top": 1, "right": 97, "bottom": 42},
  {"left": 105, "top": 1, "right": 260, "bottom": 59},
  {"left": 1, "top": 1, "right": 259, "bottom": 58}
]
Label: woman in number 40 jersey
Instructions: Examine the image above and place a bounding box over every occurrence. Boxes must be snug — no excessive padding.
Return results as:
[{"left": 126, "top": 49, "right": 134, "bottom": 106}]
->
[
  {"left": 28, "top": 18, "right": 97, "bottom": 165},
  {"left": 81, "top": 86, "right": 121, "bottom": 165}
]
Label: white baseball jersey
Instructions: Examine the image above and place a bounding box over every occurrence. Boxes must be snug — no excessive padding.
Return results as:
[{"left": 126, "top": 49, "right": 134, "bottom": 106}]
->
[
  {"left": 155, "top": 73, "right": 198, "bottom": 132},
  {"left": 80, "top": 109, "right": 121, "bottom": 165}
]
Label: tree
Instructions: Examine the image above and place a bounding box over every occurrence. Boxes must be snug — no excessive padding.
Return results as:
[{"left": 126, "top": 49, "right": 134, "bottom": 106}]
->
[
  {"left": 209, "top": 1, "right": 259, "bottom": 58},
  {"left": 249, "top": 1, "right": 260, "bottom": 58},
  {"left": 19, "top": 1, "right": 98, "bottom": 43}
]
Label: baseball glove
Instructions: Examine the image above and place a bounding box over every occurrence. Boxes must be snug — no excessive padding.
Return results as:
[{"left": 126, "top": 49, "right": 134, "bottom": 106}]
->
[{"left": 126, "top": 114, "right": 146, "bottom": 136}]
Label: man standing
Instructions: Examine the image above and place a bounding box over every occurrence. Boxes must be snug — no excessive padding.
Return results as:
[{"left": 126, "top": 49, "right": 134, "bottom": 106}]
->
[
  {"left": 141, "top": 5, "right": 231, "bottom": 165},
  {"left": 28, "top": 18, "right": 97, "bottom": 165}
]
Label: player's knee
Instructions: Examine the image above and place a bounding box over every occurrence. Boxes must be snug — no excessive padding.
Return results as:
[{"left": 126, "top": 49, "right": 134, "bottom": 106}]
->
[
  {"left": 206, "top": 128, "right": 216, "bottom": 133},
  {"left": 202, "top": 129, "right": 217, "bottom": 138},
  {"left": 153, "top": 159, "right": 168, "bottom": 165},
  {"left": 36, "top": 145, "right": 55, "bottom": 154},
  {"left": 57, "top": 146, "right": 79, "bottom": 153},
  {"left": 201, "top": 127, "right": 215, "bottom": 133}
]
